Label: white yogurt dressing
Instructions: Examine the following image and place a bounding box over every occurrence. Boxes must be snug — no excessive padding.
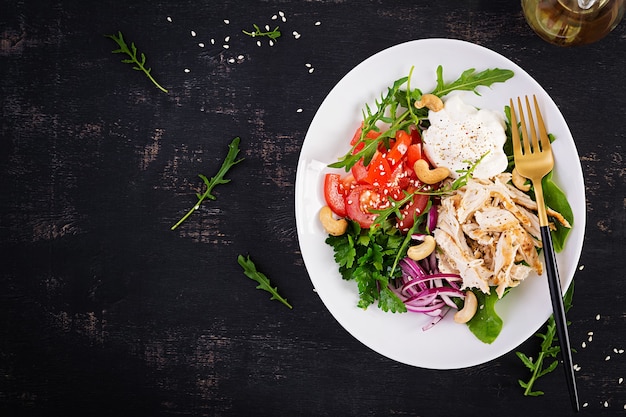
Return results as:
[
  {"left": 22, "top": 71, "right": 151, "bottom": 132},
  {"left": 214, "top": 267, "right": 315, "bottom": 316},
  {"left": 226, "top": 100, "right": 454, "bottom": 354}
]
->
[{"left": 422, "top": 95, "right": 508, "bottom": 179}]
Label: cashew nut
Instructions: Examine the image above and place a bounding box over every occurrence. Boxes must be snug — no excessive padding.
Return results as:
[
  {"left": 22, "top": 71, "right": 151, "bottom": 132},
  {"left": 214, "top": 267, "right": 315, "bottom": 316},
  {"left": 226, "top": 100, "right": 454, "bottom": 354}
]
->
[
  {"left": 454, "top": 290, "right": 478, "bottom": 324},
  {"left": 413, "top": 159, "right": 450, "bottom": 184},
  {"left": 512, "top": 167, "right": 531, "bottom": 192},
  {"left": 319, "top": 206, "right": 348, "bottom": 236},
  {"left": 406, "top": 235, "right": 436, "bottom": 261},
  {"left": 414, "top": 93, "right": 444, "bottom": 112}
]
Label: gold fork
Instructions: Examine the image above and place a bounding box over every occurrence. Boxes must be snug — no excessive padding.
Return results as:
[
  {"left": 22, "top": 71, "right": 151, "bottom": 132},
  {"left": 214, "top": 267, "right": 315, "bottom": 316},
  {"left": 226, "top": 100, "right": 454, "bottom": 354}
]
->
[{"left": 510, "top": 95, "right": 579, "bottom": 412}]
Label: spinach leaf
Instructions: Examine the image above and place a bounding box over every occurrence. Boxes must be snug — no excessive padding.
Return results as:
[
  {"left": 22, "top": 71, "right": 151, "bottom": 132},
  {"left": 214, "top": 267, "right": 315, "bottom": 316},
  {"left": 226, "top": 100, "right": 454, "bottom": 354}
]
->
[
  {"left": 466, "top": 288, "right": 503, "bottom": 344},
  {"left": 542, "top": 172, "right": 574, "bottom": 252}
]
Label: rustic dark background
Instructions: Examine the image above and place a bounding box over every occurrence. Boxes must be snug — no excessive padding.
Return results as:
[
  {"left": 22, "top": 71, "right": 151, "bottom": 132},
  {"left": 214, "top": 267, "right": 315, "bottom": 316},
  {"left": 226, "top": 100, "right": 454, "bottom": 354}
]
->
[{"left": 1, "top": 1, "right": 625, "bottom": 416}]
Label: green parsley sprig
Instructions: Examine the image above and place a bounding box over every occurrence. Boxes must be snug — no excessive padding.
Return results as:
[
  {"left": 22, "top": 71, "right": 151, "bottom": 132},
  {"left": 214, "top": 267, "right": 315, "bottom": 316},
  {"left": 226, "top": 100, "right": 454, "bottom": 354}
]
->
[
  {"left": 516, "top": 282, "right": 575, "bottom": 396},
  {"left": 237, "top": 255, "right": 292, "bottom": 309},
  {"left": 105, "top": 31, "right": 168, "bottom": 93},
  {"left": 171, "top": 137, "right": 243, "bottom": 230}
]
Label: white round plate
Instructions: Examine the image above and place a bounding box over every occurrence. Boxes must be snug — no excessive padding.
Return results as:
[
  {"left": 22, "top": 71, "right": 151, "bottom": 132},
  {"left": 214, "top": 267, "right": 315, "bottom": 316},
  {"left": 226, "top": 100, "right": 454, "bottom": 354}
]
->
[{"left": 294, "top": 39, "right": 585, "bottom": 369}]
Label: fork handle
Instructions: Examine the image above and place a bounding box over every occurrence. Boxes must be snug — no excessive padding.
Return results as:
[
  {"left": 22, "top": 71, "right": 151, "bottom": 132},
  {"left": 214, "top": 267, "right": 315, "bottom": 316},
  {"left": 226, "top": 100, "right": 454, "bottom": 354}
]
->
[{"left": 541, "top": 225, "right": 580, "bottom": 412}]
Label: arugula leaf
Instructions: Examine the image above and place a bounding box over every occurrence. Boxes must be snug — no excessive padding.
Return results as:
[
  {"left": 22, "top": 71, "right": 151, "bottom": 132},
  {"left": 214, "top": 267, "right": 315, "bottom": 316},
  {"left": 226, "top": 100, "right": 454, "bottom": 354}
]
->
[
  {"left": 431, "top": 65, "right": 515, "bottom": 97},
  {"left": 517, "top": 282, "right": 575, "bottom": 396},
  {"left": 237, "top": 255, "right": 292, "bottom": 309},
  {"left": 466, "top": 288, "right": 503, "bottom": 344},
  {"left": 105, "top": 31, "right": 168, "bottom": 93},
  {"left": 171, "top": 137, "right": 244, "bottom": 230},
  {"left": 542, "top": 172, "right": 574, "bottom": 252}
]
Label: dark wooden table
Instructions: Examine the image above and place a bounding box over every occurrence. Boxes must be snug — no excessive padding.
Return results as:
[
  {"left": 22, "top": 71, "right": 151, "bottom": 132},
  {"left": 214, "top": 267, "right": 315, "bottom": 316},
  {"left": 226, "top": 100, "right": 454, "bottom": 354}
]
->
[{"left": 1, "top": 1, "right": 625, "bottom": 416}]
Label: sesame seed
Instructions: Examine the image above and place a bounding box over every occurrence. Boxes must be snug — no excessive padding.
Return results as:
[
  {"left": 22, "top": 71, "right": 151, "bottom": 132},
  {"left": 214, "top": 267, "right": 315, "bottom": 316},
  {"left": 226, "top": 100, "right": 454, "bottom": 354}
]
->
[
  {"left": 305, "top": 63, "right": 312, "bottom": 68},
  {"left": 296, "top": 108, "right": 303, "bottom": 113},
  {"left": 225, "top": 36, "right": 230, "bottom": 42},
  {"left": 193, "top": 204, "right": 199, "bottom": 210},
  {"left": 596, "top": 314, "right": 601, "bottom": 320},
  {"left": 582, "top": 403, "right": 588, "bottom": 408},
  {"left": 573, "top": 364, "right": 581, "bottom": 371},
  {"left": 210, "top": 38, "right": 215, "bottom": 44},
  {"left": 604, "top": 401, "right": 609, "bottom": 407},
  {"left": 256, "top": 40, "right": 262, "bottom": 47},
  {"left": 579, "top": 264, "right": 585, "bottom": 270},
  {"left": 315, "top": 21, "right": 321, "bottom": 25},
  {"left": 237, "top": 55, "right": 244, "bottom": 60},
  {"left": 265, "top": 24, "right": 270, "bottom": 31},
  {"left": 223, "top": 44, "right": 229, "bottom": 49},
  {"left": 224, "top": 19, "right": 230, "bottom": 24},
  {"left": 272, "top": 14, "right": 278, "bottom": 20},
  {"left": 308, "top": 68, "right": 314, "bottom": 73},
  {"left": 269, "top": 40, "right": 274, "bottom": 47},
  {"left": 198, "top": 43, "right": 205, "bottom": 47},
  {"left": 293, "top": 31, "right": 301, "bottom": 39},
  {"left": 184, "top": 68, "right": 190, "bottom": 73},
  {"left": 606, "top": 355, "right": 611, "bottom": 361},
  {"left": 279, "top": 10, "right": 285, "bottom": 17},
  {"left": 191, "top": 30, "right": 197, "bottom": 37},
  {"left": 582, "top": 341, "right": 587, "bottom": 348},
  {"left": 166, "top": 16, "right": 173, "bottom": 22},
  {"left": 228, "top": 58, "right": 235, "bottom": 64},
  {"left": 619, "top": 377, "right": 623, "bottom": 384}
]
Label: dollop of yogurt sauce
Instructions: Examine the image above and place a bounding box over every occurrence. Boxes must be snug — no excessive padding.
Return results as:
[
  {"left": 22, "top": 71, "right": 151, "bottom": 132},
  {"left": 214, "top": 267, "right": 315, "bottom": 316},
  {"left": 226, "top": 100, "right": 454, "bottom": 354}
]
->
[{"left": 422, "top": 95, "right": 508, "bottom": 179}]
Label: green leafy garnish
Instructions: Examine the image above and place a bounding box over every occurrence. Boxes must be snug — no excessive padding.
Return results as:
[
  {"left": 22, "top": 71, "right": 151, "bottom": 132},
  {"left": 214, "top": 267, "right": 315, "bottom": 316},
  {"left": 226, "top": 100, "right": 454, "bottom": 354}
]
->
[
  {"left": 325, "top": 220, "right": 407, "bottom": 312},
  {"left": 105, "top": 31, "right": 168, "bottom": 93},
  {"left": 242, "top": 24, "right": 281, "bottom": 41},
  {"left": 171, "top": 137, "right": 243, "bottom": 230},
  {"left": 431, "top": 66, "right": 515, "bottom": 97},
  {"left": 466, "top": 289, "right": 503, "bottom": 344},
  {"left": 542, "top": 172, "right": 574, "bottom": 252},
  {"left": 328, "top": 65, "right": 514, "bottom": 172},
  {"left": 516, "top": 282, "right": 575, "bottom": 396},
  {"left": 237, "top": 255, "right": 292, "bottom": 309}
]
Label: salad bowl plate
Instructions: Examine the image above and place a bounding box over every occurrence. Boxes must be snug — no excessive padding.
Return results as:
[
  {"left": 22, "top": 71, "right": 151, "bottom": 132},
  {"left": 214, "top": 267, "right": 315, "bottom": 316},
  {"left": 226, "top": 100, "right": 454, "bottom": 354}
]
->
[{"left": 294, "top": 38, "right": 585, "bottom": 369}]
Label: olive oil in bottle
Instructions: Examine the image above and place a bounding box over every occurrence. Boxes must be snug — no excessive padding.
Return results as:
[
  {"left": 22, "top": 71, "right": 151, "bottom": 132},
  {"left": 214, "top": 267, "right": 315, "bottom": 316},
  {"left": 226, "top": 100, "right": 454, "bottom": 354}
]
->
[{"left": 522, "top": 0, "right": 624, "bottom": 46}]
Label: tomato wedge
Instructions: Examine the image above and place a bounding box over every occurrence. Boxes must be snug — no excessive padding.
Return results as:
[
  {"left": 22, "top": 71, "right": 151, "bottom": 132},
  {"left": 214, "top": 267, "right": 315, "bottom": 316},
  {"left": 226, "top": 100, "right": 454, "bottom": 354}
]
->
[
  {"left": 345, "top": 185, "right": 381, "bottom": 229},
  {"left": 323, "top": 173, "right": 347, "bottom": 217},
  {"left": 396, "top": 191, "right": 430, "bottom": 232},
  {"left": 386, "top": 130, "right": 412, "bottom": 167}
]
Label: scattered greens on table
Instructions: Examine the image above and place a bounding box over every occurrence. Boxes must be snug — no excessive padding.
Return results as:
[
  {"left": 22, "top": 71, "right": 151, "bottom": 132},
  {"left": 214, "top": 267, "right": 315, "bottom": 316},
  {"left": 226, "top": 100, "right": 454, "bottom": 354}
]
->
[
  {"left": 105, "top": 31, "right": 168, "bottom": 93},
  {"left": 171, "top": 137, "right": 243, "bottom": 230},
  {"left": 238, "top": 255, "right": 292, "bottom": 309},
  {"left": 242, "top": 24, "right": 281, "bottom": 41},
  {"left": 516, "top": 282, "right": 575, "bottom": 396}
]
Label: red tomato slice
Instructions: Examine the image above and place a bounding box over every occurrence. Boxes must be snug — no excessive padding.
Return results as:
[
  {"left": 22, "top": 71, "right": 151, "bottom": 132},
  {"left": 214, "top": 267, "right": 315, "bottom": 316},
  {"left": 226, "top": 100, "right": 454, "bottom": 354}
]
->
[
  {"left": 351, "top": 160, "right": 369, "bottom": 184},
  {"left": 396, "top": 192, "right": 430, "bottom": 232},
  {"left": 386, "top": 130, "right": 412, "bottom": 167},
  {"left": 345, "top": 186, "right": 381, "bottom": 229},
  {"left": 364, "top": 152, "right": 391, "bottom": 186},
  {"left": 350, "top": 123, "right": 381, "bottom": 146},
  {"left": 406, "top": 143, "right": 423, "bottom": 168},
  {"left": 410, "top": 128, "right": 422, "bottom": 144},
  {"left": 323, "top": 173, "right": 347, "bottom": 217}
]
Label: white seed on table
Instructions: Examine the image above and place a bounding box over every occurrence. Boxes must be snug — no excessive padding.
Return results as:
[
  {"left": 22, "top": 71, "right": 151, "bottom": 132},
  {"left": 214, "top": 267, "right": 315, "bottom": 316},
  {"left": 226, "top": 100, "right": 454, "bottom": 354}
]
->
[
  {"left": 224, "top": 19, "right": 230, "bottom": 24},
  {"left": 166, "top": 16, "right": 173, "bottom": 22},
  {"left": 315, "top": 21, "right": 321, "bottom": 25},
  {"left": 191, "top": 30, "right": 196, "bottom": 37},
  {"left": 198, "top": 43, "right": 205, "bottom": 47}
]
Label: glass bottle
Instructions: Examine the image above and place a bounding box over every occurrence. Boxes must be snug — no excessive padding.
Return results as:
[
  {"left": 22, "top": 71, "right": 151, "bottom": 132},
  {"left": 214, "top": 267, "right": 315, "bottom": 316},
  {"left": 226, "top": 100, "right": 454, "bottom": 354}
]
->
[{"left": 521, "top": 0, "right": 625, "bottom": 46}]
